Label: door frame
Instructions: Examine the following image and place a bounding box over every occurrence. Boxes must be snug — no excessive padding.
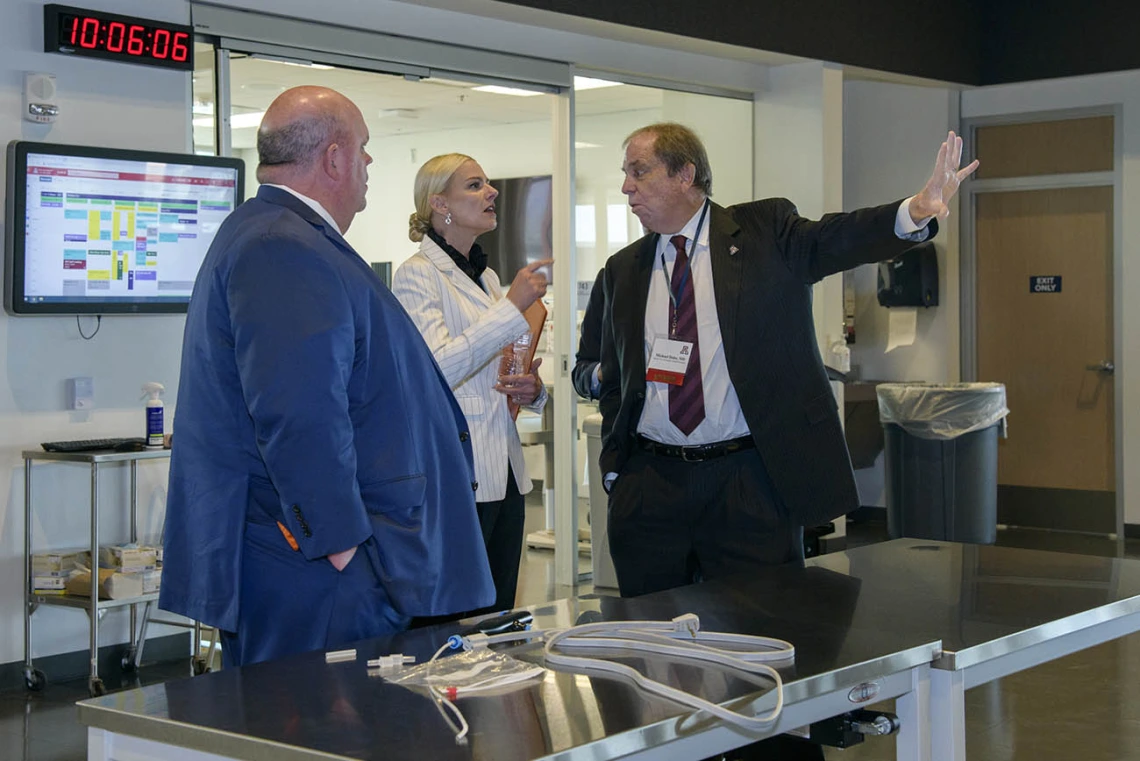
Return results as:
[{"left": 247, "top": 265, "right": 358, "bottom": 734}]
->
[{"left": 959, "top": 105, "right": 1124, "bottom": 537}]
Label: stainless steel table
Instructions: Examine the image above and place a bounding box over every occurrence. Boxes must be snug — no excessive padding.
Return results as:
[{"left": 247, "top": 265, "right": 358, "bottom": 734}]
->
[
  {"left": 81, "top": 538, "right": 1140, "bottom": 760},
  {"left": 79, "top": 563, "right": 940, "bottom": 761},
  {"left": 808, "top": 539, "right": 1140, "bottom": 761}
]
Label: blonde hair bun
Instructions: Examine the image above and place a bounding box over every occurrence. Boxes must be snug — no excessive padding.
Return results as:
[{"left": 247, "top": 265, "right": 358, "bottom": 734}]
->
[{"left": 408, "top": 212, "right": 431, "bottom": 242}]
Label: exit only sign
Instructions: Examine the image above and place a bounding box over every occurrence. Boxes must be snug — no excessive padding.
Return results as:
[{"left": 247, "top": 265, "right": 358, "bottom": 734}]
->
[{"left": 1030, "top": 275, "right": 1062, "bottom": 293}]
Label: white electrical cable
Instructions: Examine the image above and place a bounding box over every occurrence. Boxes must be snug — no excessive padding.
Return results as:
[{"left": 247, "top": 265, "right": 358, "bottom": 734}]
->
[
  {"left": 542, "top": 615, "right": 792, "bottom": 732},
  {"left": 420, "top": 613, "right": 794, "bottom": 745},
  {"left": 424, "top": 641, "right": 471, "bottom": 745}
]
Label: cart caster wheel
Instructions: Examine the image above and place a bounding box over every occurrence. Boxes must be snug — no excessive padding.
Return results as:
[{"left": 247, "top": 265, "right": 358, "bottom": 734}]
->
[
  {"left": 89, "top": 678, "right": 105, "bottom": 697},
  {"left": 24, "top": 668, "right": 46, "bottom": 691},
  {"left": 191, "top": 657, "right": 210, "bottom": 676},
  {"left": 121, "top": 652, "right": 137, "bottom": 672}
]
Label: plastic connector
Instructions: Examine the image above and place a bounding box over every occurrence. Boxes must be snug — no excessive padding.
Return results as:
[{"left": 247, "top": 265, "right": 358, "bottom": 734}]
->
[
  {"left": 445, "top": 632, "right": 491, "bottom": 652},
  {"left": 366, "top": 654, "right": 415, "bottom": 670},
  {"left": 671, "top": 613, "right": 700, "bottom": 638},
  {"left": 464, "top": 632, "right": 491, "bottom": 650},
  {"left": 324, "top": 648, "right": 357, "bottom": 664}
]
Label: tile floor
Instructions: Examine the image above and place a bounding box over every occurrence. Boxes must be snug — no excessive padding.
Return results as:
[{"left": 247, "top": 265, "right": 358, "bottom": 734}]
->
[{"left": 4, "top": 499, "right": 1140, "bottom": 760}]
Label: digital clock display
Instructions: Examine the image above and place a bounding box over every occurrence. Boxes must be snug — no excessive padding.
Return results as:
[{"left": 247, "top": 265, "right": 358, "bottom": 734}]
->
[{"left": 44, "top": 4, "right": 193, "bottom": 71}]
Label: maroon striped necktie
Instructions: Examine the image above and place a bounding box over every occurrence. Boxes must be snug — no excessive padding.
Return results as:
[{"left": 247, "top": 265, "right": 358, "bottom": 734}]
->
[{"left": 667, "top": 235, "right": 705, "bottom": 435}]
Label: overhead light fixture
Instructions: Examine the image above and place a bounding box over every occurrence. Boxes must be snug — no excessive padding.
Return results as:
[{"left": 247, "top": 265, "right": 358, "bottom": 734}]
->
[
  {"left": 240, "top": 82, "right": 288, "bottom": 94},
  {"left": 574, "top": 141, "right": 601, "bottom": 149},
  {"left": 253, "top": 55, "right": 334, "bottom": 71},
  {"left": 573, "top": 76, "right": 623, "bottom": 91},
  {"left": 229, "top": 111, "right": 266, "bottom": 129},
  {"left": 471, "top": 84, "right": 543, "bottom": 97},
  {"left": 377, "top": 108, "right": 420, "bottom": 120}
]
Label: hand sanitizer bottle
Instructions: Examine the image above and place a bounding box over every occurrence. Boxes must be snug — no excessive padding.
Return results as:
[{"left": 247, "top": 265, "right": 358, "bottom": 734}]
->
[{"left": 141, "top": 382, "right": 165, "bottom": 449}]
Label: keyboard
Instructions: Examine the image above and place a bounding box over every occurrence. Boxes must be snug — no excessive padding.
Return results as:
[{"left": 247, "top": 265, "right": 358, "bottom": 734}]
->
[{"left": 41, "top": 438, "right": 148, "bottom": 453}]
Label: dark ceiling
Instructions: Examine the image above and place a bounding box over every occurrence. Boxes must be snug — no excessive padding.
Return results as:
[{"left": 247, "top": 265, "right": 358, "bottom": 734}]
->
[{"left": 497, "top": 0, "right": 1136, "bottom": 86}]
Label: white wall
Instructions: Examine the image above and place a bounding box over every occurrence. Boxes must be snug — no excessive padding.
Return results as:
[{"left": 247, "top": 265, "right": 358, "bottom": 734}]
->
[
  {"left": 841, "top": 78, "right": 961, "bottom": 508},
  {"left": 844, "top": 79, "right": 961, "bottom": 384},
  {"left": 0, "top": 0, "right": 191, "bottom": 667},
  {"left": 755, "top": 63, "right": 847, "bottom": 360},
  {"left": 962, "top": 71, "right": 1140, "bottom": 525}
]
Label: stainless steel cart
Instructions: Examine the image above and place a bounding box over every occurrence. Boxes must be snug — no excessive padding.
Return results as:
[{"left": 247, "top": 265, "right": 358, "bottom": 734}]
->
[{"left": 22, "top": 447, "right": 170, "bottom": 697}]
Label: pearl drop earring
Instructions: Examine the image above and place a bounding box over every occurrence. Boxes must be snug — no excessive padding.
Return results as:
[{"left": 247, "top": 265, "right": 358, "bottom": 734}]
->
[{"left": 444, "top": 212, "right": 452, "bottom": 225}]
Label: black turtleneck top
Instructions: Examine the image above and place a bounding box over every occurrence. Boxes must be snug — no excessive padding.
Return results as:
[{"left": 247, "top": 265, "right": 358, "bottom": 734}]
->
[{"left": 427, "top": 228, "right": 488, "bottom": 292}]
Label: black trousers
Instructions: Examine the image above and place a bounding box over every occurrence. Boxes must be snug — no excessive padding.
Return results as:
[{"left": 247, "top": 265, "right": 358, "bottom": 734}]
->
[
  {"left": 470, "top": 464, "right": 527, "bottom": 616},
  {"left": 607, "top": 447, "right": 803, "bottom": 597},
  {"left": 607, "top": 447, "right": 822, "bottom": 761}
]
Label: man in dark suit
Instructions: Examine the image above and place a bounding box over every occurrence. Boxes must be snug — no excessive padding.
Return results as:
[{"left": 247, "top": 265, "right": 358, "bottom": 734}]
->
[
  {"left": 161, "top": 86, "right": 494, "bottom": 666},
  {"left": 572, "top": 267, "right": 605, "bottom": 400},
  {"left": 599, "top": 123, "right": 977, "bottom": 598}
]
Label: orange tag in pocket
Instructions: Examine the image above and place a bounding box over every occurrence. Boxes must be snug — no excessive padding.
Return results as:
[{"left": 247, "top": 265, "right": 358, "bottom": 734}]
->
[{"left": 277, "top": 521, "right": 300, "bottom": 551}]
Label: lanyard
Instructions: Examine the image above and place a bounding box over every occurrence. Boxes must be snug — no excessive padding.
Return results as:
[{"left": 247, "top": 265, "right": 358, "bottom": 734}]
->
[{"left": 660, "top": 200, "right": 709, "bottom": 338}]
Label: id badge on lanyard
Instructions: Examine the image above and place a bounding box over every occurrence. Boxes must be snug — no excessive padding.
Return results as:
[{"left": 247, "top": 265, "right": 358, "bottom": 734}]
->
[
  {"left": 646, "top": 337, "right": 694, "bottom": 385},
  {"left": 645, "top": 202, "right": 708, "bottom": 387}
]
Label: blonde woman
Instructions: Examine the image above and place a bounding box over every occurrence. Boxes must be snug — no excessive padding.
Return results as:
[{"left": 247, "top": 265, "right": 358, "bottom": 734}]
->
[{"left": 393, "top": 153, "right": 551, "bottom": 615}]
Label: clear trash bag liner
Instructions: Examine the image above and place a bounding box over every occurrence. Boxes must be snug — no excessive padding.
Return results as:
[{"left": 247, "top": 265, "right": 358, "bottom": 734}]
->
[
  {"left": 876, "top": 382, "right": 1008, "bottom": 440},
  {"left": 387, "top": 648, "right": 545, "bottom": 692}
]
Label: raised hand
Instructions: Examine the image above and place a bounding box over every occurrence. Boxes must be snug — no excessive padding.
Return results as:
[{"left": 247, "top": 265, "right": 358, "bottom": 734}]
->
[
  {"left": 910, "top": 130, "right": 980, "bottom": 224},
  {"left": 505, "top": 259, "right": 553, "bottom": 312}
]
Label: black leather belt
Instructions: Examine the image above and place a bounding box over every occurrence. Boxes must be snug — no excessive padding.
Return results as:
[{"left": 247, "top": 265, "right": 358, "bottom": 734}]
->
[{"left": 636, "top": 434, "right": 755, "bottom": 462}]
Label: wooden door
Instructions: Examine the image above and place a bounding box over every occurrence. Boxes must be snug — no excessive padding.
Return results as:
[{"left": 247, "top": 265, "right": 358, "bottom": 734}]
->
[{"left": 975, "top": 186, "right": 1115, "bottom": 531}]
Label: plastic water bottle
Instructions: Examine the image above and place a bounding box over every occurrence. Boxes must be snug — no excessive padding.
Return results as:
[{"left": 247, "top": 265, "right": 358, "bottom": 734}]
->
[
  {"left": 141, "top": 382, "right": 165, "bottom": 449},
  {"left": 507, "top": 332, "right": 531, "bottom": 404}
]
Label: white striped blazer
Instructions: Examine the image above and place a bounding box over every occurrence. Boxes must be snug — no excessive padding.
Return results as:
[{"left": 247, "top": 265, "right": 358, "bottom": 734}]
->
[{"left": 392, "top": 236, "right": 545, "bottom": 502}]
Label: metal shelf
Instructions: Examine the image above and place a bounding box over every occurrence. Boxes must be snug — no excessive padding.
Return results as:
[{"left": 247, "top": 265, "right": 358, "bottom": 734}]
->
[
  {"left": 23, "top": 447, "right": 172, "bottom": 697},
  {"left": 22, "top": 448, "right": 171, "bottom": 464},
  {"left": 28, "top": 592, "right": 160, "bottom": 611}
]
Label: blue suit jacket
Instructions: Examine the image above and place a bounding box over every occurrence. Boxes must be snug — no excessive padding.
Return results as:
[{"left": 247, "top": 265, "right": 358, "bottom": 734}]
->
[{"left": 160, "top": 186, "right": 494, "bottom": 632}]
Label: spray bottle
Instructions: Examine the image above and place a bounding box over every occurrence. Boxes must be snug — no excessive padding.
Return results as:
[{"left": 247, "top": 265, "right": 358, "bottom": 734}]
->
[{"left": 141, "top": 382, "right": 165, "bottom": 449}]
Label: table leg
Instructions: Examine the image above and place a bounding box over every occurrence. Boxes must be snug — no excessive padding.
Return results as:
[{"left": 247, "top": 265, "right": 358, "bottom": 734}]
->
[
  {"left": 129, "top": 461, "right": 138, "bottom": 653},
  {"left": 895, "top": 663, "right": 932, "bottom": 761},
  {"left": 24, "top": 459, "right": 33, "bottom": 676},
  {"left": 930, "top": 668, "right": 966, "bottom": 761},
  {"left": 89, "top": 463, "right": 103, "bottom": 696}
]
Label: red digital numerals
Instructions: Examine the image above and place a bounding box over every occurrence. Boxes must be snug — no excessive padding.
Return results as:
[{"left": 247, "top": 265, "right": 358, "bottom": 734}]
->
[{"left": 66, "top": 15, "right": 189, "bottom": 62}]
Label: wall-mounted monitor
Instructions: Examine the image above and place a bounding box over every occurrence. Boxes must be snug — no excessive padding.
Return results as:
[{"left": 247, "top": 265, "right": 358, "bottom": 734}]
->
[
  {"left": 4, "top": 140, "right": 244, "bottom": 315},
  {"left": 480, "top": 175, "right": 552, "bottom": 286}
]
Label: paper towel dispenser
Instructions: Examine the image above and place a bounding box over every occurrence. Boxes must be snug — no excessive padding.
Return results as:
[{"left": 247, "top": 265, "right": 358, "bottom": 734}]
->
[{"left": 877, "top": 242, "right": 938, "bottom": 308}]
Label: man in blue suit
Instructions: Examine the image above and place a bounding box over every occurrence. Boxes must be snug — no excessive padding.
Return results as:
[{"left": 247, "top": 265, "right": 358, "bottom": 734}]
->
[{"left": 160, "top": 86, "right": 494, "bottom": 667}]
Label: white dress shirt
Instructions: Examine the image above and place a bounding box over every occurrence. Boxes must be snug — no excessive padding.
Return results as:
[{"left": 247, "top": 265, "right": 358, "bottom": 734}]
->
[
  {"left": 262, "top": 184, "right": 343, "bottom": 237},
  {"left": 638, "top": 203, "right": 751, "bottom": 445},
  {"left": 637, "top": 197, "right": 930, "bottom": 447}
]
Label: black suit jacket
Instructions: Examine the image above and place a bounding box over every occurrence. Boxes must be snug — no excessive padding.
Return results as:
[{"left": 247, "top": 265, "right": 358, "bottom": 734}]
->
[
  {"left": 572, "top": 268, "right": 605, "bottom": 400},
  {"left": 598, "top": 198, "right": 935, "bottom": 529}
]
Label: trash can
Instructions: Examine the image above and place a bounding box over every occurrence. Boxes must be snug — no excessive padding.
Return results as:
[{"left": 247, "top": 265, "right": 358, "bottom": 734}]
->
[
  {"left": 877, "top": 383, "right": 1008, "bottom": 544},
  {"left": 583, "top": 413, "right": 619, "bottom": 589}
]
